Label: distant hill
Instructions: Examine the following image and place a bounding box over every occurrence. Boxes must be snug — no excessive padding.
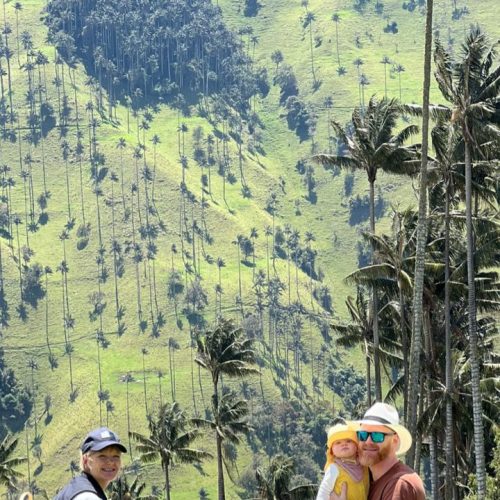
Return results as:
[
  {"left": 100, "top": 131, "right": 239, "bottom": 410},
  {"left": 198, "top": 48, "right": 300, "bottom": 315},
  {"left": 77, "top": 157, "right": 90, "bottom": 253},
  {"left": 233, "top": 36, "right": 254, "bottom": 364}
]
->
[{"left": 0, "top": 0, "right": 498, "bottom": 497}]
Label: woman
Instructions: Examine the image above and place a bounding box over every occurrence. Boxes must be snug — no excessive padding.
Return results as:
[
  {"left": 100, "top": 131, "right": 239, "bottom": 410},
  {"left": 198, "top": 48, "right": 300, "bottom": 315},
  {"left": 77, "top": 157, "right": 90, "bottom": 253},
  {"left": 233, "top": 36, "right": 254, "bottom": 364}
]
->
[{"left": 54, "top": 427, "right": 127, "bottom": 500}]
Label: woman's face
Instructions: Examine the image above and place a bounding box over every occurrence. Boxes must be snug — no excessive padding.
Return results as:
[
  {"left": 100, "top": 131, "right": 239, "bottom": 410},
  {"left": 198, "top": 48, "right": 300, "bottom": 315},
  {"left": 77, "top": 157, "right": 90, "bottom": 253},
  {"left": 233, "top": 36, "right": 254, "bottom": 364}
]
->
[
  {"left": 331, "top": 438, "right": 358, "bottom": 459},
  {"left": 83, "top": 446, "right": 122, "bottom": 489}
]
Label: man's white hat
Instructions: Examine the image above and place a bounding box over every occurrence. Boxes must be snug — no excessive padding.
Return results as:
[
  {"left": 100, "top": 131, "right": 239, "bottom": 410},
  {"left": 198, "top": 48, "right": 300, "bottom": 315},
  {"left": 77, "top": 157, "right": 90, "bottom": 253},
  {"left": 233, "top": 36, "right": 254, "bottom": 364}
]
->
[{"left": 357, "top": 402, "right": 412, "bottom": 456}]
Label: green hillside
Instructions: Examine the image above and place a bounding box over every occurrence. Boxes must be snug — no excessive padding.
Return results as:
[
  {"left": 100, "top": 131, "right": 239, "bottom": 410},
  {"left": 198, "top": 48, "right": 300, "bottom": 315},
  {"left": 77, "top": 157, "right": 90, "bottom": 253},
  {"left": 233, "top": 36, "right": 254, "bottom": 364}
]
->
[{"left": 0, "top": 0, "right": 498, "bottom": 498}]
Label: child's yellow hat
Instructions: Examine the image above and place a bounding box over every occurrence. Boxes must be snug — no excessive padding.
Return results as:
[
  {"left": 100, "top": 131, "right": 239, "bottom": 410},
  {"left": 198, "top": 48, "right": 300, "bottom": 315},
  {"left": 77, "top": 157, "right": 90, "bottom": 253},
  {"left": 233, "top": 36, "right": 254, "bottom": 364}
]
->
[
  {"left": 327, "top": 423, "right": 358, "bottom": 450},
  {"left": 325, "top": 423, "right": 358, "bottom": 470}
]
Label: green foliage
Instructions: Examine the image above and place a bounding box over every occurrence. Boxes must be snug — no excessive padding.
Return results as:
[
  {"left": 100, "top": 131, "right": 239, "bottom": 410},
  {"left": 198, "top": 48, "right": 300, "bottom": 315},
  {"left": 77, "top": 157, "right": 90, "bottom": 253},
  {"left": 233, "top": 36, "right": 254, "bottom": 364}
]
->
[
  {"left": 326, "top": 365, "right": 367, "bottom": 417},
  {"left": 465, "top": 427, "right": 500, "bottom": 500},
  {"left": 255, "top": 453, "right": 317, "bottom": 499},
  {"left": 0, "top": 350, "right": 32, "bottom": 438},
  {"left": 285, "top": 96, "right": 315, "bottom": 141},
  {"left": 274, "top": 65, "right": 299, "bottom": 105},
  {"left": 0, "top": 434, "right": 27, "bottom": 489}
]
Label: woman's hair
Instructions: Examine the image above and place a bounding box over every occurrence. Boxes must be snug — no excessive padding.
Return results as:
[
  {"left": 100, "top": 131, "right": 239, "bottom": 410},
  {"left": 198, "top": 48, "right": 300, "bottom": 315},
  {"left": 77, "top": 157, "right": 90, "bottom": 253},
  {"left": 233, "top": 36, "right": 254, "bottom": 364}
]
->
[{"left": 79, "top": 450, "right": 88, "bottom": 471}]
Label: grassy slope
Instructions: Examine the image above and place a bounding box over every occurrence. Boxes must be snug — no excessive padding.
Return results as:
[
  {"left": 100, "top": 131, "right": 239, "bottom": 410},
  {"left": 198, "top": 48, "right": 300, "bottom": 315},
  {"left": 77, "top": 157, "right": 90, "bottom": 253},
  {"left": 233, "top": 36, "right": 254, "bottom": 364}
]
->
[{"left": 1, "top": 0, "right": 498, "bottom": 497}]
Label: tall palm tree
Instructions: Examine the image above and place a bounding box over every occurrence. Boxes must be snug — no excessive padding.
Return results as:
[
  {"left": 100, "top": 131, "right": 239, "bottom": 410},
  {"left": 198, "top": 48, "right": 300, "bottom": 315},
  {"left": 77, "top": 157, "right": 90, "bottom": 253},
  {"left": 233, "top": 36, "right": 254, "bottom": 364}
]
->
[
  {"left": 330, "top": 288, "right": 373, "bottom": 407},
  {"left": 194, "top": 389, "right": 252, "bottom": 483},
  {"left": 408, "top": 28, "right": 500, "bottom": 490},
  {"left": 121, "top": 372, "right": 134, "bottom": 459},
  {"left": 331, "top": 14, "right": 341, "bottom": 67},
  {"left": 131, "top": 402, "right": 211, "bottom": 500},
  {"left": 116, "top": 138, "right": 127, "bottom": 215},
  {"left": 406, "top": 0, "right": 435, "bottom": 469},
  {"left": 255, "top": 454, "right": 316, "bottom": 499},
  {"left": 232, "top": 235, "right": 243, "bottom": 300},
  {"left": 345, "top": 209, "right": 416, "bottom": 413},
  {"left": 195, "top": 318, "right": 258, "bottom": 500},
  {"left": 314, "top": 96, "right": 418, "bottom": 401},
  {"left": 0, "top": 434, "right": 26, "bottom": 489},
  {"left": 380, "top": 56, "right": 391, "bottom": 97}
]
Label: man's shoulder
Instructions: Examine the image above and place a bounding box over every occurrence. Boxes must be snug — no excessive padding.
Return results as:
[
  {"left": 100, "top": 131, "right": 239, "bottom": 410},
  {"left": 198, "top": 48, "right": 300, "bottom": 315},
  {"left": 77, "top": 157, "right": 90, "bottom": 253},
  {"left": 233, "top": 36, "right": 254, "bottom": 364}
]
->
[
  {"left": 393, "top": 464, "right": 425, "bottom": 499},
  {"left": 392, "top": 461, "right": 418, "bottom": 476}
]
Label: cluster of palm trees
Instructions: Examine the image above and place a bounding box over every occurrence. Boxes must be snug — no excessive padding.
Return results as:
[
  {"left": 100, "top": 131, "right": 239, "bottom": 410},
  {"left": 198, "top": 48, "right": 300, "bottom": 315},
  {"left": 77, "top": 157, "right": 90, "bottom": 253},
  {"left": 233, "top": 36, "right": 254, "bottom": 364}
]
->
[
  {"left": 315, "top": 25, "right": 500, "bottom": 499},
  {"left": 44, "top": 0, "right": 262, "bottom": 114},
  {"left": 0, "top": 2, "right": 336, "bottom": 495}
]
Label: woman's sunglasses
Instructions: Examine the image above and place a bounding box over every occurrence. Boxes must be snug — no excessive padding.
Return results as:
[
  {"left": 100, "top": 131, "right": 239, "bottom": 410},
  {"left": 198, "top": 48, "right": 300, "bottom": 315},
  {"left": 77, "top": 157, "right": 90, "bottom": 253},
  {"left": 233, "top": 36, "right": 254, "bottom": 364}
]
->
[{"left": 357, "top": 430, "right": 395, "bottom": 443}]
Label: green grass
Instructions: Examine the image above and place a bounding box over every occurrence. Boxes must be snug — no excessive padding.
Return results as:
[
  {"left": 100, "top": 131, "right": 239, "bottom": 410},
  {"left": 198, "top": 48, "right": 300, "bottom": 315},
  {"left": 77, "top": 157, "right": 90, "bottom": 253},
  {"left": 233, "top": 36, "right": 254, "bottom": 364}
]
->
[{"left": 1, "top": 0, "right": 499, "bottom": 497}]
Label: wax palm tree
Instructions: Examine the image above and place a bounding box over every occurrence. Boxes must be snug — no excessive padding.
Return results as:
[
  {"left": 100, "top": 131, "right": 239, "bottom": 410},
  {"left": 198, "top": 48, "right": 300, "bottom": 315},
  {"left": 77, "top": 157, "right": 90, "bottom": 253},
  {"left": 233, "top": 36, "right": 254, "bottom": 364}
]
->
[
  {"left": 436, "top": 35, "right": 500, "bottom": 494},
  {"left": 345, "top": 208, "right": 416, "bottom": 412},
  {"left": 330, "top": 288, "right": 374, "bottom": 407},
  {"left": 131, "top": 402, "right": 211, "bottom": 500},
  {"left": 380, "top": 56, "right": 391, "bottom": 97},
  {"left": 395, "top": 63, "right": 405, "bottom": 101},
  {"left": 232, "top": 235, "right": 243, "bottom": 300},
  {"left": 314, "top": 96, "right": 418, "bottom": 401},
  {"left": 167, "top": 338, "right": 180, "bottom": 400},
  {"left": 429, "top": 122, "right": 465, "bottom": 498},
  {"left": 255, "top": 453, "right": 316, "bottom": 499},
  {"left": 331, "top": 14, "right": 341, "bottom": 67},
  {"left": 121, "top": 373, "right": 134, "bottom": 459},
  {"left": 303, "top": 10, "right": 317, "bottom": 84},
  {"left": 407, "top": 28, "right": 500, "bottom": 488},
  {"left": 0, "top": 434, "right": 26, "bottom": 489},
  {"left": 116, "top": 138, "right": 127, "bottom": 214},
  {"left": 195, "top": 318, "right": 258, "bottom": 500},
  {"left": 193, "top": 389, "right": 252, "bottom": 497}
]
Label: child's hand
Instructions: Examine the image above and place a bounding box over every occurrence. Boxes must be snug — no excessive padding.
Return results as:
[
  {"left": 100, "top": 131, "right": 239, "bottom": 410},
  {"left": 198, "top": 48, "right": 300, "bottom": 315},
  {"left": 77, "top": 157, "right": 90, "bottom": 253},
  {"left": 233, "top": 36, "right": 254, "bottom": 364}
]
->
[{"left": 329, "top": 482, "right": 347, "bottom": 500}]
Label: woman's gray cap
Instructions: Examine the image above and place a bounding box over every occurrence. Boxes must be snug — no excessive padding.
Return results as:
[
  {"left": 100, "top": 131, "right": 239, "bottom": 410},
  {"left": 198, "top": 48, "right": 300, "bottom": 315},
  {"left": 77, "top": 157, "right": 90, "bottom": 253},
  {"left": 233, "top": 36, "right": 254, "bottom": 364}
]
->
[{"left": 81, "top": 427, "right": 127, "bottom": 453}]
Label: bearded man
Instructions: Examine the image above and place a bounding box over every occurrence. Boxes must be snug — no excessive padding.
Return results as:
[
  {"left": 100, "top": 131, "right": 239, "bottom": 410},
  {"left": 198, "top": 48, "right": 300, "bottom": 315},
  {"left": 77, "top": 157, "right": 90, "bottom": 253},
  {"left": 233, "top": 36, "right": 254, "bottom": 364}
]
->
[{"left": 330, "top": 403, "right": 425, "bottom": 500}]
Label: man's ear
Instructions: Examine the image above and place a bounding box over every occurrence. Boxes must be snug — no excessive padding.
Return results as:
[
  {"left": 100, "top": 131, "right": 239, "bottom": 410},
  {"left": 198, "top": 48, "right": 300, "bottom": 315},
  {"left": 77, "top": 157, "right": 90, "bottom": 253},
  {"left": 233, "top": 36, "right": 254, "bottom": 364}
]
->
[{"left": 392, "top": 433, "right": 400, "bottom": 452}]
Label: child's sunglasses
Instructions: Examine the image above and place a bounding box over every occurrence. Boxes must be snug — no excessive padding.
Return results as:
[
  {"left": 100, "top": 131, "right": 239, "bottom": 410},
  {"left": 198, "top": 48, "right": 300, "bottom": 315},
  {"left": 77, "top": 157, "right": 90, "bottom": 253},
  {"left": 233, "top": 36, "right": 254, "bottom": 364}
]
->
[{"left": 357, "top": 430, "right": 396, "bottom": 443}]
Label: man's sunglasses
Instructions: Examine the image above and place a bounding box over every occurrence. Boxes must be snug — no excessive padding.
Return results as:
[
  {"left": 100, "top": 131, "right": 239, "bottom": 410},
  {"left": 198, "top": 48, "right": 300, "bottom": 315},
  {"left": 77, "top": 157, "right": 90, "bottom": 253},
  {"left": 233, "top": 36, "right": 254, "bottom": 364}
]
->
[{"left": 357, "top": 430, "right": 395, "bottom": 443}]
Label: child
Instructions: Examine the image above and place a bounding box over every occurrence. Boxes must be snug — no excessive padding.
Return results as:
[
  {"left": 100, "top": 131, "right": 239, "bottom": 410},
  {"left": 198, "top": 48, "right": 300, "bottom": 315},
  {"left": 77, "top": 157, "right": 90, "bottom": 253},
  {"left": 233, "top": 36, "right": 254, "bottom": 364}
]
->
[{"left": 316, "top": 423, "right": 369, "bottom": 500}]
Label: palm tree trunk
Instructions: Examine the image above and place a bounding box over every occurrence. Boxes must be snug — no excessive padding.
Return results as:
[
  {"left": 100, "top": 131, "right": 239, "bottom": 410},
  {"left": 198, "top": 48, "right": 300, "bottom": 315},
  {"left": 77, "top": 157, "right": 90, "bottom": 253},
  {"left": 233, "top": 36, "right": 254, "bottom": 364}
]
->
[
  {"left": 365, "top": 341, "right": 372, "bottom": 407},
  {"left": 424, "top": 316, "right": 439, "bottom": 500},
  {"left": 444, "top": 179, "right": 456, "bottom": 499},
  {"left": 126, "top": 381, "right": 133, "bottom": 460},
  {"left": 407, "top": 0, "right": 433, "bottom": 467},
  {"left": 369, "top": 179, "right": 382, "bottom": 402},
  {"left": 165, "top": 462, "right": 171, "bottom": 500},
  {"left": 464, "top": 139, "right": 486, "bottom": 497},
  {"left": 399, "top": 282, "right": 409, "bottom": 417},
  {"left": 216, "top": 432, "right": 225, "bottom": 500}
]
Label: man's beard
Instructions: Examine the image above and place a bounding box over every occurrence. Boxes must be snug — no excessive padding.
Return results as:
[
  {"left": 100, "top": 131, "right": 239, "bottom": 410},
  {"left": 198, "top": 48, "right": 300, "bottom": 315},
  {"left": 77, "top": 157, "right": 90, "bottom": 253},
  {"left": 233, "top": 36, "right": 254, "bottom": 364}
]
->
[{"left": 358, "top": 442, "right": 391, "bottom": 467}]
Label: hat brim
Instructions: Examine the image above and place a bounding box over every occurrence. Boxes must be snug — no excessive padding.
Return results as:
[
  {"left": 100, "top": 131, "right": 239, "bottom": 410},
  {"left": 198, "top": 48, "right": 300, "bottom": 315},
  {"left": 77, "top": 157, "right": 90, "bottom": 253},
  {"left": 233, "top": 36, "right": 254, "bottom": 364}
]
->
[
  {"left": 85, "top": 441, "right": 127, "bottom": 453},
  {"left": 354, "top": 419, "right": 413, "bottom": 456}
]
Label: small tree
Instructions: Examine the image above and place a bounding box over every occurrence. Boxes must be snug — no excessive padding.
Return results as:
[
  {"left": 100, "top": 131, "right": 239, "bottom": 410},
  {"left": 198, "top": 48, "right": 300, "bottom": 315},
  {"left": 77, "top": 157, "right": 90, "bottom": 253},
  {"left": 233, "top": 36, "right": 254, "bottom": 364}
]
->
[
  {"left": 131, "top": 402, "right": 211, "bottom": 500},
  {"left": 0, "top": 434, "right": 26, "bottom": 489},
  {"left": 195, "top": 318, "right": 258, "bottom": 500}
]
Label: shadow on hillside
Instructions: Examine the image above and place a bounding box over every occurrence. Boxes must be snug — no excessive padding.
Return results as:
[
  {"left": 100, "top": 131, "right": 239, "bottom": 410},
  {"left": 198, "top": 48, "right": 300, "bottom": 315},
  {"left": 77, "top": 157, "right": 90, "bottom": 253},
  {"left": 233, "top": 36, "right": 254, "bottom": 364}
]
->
[{"left": 243, "top": 0, "right": 263, "bottom": 17}]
